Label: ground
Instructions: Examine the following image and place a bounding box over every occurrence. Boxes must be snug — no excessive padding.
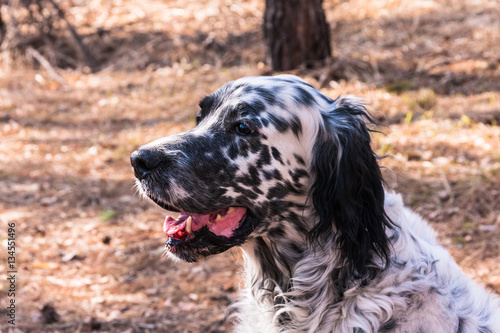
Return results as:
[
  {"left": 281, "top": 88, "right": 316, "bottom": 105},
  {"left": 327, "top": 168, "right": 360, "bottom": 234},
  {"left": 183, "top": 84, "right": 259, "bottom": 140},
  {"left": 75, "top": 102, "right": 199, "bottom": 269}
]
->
[{"left": 0, "top": 0, "right": 499, "bottom": 332}]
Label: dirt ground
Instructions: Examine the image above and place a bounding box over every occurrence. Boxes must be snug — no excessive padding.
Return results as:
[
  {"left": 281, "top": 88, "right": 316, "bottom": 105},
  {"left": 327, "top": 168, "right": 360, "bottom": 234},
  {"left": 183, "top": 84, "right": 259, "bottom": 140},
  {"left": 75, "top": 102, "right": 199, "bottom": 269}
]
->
[{"left": 0, "top": 0, "right": 499, "bottom": 332}]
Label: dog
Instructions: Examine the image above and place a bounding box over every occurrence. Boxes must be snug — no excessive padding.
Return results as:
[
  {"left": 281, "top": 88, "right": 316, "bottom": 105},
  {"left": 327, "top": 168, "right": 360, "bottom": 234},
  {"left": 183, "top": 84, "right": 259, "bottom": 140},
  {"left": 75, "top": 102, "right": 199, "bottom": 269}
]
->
[{"left": 131, "top": 75, "right": 500, "bottom": 332}]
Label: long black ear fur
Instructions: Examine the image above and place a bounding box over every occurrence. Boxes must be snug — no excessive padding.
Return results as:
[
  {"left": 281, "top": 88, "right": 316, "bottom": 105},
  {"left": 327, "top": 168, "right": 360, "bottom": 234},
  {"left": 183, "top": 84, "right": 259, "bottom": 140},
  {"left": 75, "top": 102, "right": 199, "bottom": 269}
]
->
[{"left": 309, "top": 98, "right": 393, "bottom": 280}]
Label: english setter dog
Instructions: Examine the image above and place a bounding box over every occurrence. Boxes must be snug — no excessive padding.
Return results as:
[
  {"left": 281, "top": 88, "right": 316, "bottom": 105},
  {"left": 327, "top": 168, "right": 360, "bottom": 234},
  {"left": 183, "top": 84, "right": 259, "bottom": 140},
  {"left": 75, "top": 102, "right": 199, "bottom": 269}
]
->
[{"left": 131, "top": 75, "right": 500, "bottom": 332}]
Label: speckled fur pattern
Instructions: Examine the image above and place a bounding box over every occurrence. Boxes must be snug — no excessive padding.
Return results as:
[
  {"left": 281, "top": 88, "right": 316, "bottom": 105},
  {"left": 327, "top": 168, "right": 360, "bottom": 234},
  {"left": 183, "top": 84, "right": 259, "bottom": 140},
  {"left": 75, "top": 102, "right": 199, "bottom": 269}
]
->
[{"left": 132, "top": 75, "right": 500, "bottom": 332}]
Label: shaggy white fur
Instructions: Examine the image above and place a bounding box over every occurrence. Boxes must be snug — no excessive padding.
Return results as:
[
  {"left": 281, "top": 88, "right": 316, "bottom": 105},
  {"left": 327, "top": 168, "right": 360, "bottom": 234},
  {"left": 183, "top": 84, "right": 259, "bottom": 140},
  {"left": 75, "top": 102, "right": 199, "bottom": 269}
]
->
[{"left": 233, "top": 192, "right": 500, "bottom": 333}]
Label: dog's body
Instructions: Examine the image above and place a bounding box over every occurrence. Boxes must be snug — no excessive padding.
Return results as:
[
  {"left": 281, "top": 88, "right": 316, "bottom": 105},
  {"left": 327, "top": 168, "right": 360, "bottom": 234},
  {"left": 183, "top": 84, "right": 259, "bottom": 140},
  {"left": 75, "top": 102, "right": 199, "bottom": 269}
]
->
[
  {"left": 131, "top": 75, "right": 500, "bottom": 332},
  {"left": 235, "top": 191, "right": 500, "bottom": 332}
]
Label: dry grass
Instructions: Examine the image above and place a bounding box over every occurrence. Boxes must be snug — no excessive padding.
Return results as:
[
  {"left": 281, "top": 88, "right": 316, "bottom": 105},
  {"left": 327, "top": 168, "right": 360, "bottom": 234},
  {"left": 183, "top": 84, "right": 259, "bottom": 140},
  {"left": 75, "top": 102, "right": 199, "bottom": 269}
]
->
[{"left": 0, "top": 0, "right": 499, "bottom": 331}]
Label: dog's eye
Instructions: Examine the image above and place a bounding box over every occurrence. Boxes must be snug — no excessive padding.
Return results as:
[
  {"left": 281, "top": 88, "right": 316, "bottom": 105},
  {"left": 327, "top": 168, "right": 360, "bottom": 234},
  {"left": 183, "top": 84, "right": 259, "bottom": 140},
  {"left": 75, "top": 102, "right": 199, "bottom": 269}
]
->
[
  {"left": 235, "top": 123, "right": 252, "bottom": 136},
  {"left": 195, "top": 114, "right": 202, "bottom": 125}
]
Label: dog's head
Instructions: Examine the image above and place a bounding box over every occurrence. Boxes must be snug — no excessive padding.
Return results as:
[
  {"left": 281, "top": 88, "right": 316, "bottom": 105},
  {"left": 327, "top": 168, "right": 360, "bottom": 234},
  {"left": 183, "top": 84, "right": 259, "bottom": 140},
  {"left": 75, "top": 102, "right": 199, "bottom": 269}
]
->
[{"left": 131, "top": 75, "right": 391, "bottom": 276}]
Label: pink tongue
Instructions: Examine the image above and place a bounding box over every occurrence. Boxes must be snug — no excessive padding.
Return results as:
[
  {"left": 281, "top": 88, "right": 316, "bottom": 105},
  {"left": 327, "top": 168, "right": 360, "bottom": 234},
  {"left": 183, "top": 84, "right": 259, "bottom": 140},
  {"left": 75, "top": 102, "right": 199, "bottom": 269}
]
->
[
  {"left": 163, "top": 208, "right": 247, "bottom": 237},
  {"left": 209, "top": 207, "right": 246, "bottom": 237},
  {"left": 163, "top": 216, "right": 186, "bottom": 236}
]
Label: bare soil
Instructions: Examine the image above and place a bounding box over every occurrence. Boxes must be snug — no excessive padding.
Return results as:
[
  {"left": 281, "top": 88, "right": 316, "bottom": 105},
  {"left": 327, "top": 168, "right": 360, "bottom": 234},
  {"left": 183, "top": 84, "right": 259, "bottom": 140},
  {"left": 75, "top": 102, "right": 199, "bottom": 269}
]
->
[{"left": 1, "top": 0, "right": 499, "bottom": 332}]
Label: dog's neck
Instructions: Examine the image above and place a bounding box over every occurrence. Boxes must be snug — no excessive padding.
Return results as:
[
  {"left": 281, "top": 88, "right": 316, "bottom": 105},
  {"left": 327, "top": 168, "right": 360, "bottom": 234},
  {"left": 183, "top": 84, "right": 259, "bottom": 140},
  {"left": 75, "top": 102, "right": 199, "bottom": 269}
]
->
[
  {"left": 239, "top": 203, "right": 387, "bottom": 325},
  {"left": 239, "top": 214, "right": 345, "bottom": 303},
  {"left": 239, "top": 237, "right": 296, "bottom": 313},
  {"left": 238, "top": 233, "right": 350, "bottom": 333}
]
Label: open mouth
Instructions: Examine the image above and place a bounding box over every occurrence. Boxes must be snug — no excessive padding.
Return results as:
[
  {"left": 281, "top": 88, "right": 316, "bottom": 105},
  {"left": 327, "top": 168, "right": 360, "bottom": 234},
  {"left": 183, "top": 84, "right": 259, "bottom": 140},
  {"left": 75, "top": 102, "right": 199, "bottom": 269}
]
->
[
  {"left": 159, "top": 205, "right": 254, "bottom": 262},
  {"left": 164, "top": 207, "right": 247, "bottom": 239}
]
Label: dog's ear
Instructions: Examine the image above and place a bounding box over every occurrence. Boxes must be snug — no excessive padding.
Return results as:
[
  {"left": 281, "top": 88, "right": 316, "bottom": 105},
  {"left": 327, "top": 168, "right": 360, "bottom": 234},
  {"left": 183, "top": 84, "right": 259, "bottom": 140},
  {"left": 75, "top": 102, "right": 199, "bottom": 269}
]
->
[{"left": 308, "top": 98, "right": 392, "bottom": 280}]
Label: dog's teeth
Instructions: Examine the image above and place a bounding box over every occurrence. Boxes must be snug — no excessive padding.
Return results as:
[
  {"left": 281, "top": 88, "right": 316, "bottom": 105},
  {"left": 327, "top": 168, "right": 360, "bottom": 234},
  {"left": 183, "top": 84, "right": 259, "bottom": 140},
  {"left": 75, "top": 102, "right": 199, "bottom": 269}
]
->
[
  {"left": 227, "top": 207, "right": 236, "bottom": 214},
  {"left": 215, "top": 214, "right": 223, "bottom": 222},
  {"left": 186, "top": 216, "right": 192, "bottom": 234}
]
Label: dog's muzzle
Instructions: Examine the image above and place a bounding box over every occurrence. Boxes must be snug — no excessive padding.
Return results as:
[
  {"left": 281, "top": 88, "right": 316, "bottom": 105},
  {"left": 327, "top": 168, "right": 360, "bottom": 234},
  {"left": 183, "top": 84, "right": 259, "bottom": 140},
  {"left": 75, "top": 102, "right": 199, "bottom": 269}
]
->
[{"left": 130, "top": 145, "right": 257, "bottom": 262}]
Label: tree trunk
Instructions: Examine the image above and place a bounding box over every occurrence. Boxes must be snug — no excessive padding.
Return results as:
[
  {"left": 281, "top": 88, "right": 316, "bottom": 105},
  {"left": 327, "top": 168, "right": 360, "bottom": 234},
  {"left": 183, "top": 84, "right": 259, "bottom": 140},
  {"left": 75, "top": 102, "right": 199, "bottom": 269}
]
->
[{"left": 264, "top": 0, "right": 331, "bottom": 71}]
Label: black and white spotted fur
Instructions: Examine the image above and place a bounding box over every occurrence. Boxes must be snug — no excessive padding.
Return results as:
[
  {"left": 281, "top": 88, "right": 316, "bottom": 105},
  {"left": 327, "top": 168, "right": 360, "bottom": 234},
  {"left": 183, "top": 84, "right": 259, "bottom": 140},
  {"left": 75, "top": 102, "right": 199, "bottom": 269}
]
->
[{"left": 131, "top": 75, "right": 500, "bottom": 332}]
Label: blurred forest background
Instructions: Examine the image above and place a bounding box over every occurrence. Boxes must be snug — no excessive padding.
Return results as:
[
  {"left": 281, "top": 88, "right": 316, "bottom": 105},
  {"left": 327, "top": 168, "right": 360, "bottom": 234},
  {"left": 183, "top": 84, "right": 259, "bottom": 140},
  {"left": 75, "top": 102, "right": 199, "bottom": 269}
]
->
[{"left": 0, "top": 0, "right": 499, "bottom": 332}]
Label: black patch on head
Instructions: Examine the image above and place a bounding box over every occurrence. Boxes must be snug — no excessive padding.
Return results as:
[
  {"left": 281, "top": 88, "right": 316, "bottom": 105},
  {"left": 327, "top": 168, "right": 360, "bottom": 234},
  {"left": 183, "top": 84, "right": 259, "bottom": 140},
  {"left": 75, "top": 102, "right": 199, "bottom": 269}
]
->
[
  {"left": 238, "top": 140, "right": 250, "bottom": 157},
  {"left": 235, "top": 169, "right": 261, "bottom": 187},
  {"left": 268, "top": 113, "right": 289, "bottom": 132},
  {"left": 271, "top": 147, "right": 284, "bottom": 164},
  {"left": 263, "top": 169, "right": 282, "bottom": 181},
  {"left": 232, "top": 184, "right": 259, "bottom": 200},
  {"left": 252, "top": 86, "right": 279, "bottom": 106},
  {"left": 245, "top": 99, "right": 266, "bottom": 116},
  {"left": 262, "top": 112, "right": 302, "bottom": 137},
  {"left": 294, "top": 154, "right": 306, "bottom": 166},
  {"left": 216, "top": 164, "right": 238, "bottom": 183},
  {"left": 256, "top": 145, "right": 271, "bottom": 168},
  {"left": 267, "top": 183, "right": 289, "bottom": 200},
  {"left": 290, "top": 114, "right": 303, "bottom": 137},
  {"left": 289, "top": 168, "right": 308, "bottom": 184},
  {"left": 282, "top": 180, "right": 302, "bottom": 194},
  {"left": 266, "top": 200, "right": 289, "bottom": 216},
  {"left": 254, "top": 118, "right": 265, "bottom": 129},
  {"left": 243, "top": 165, "right": 261, "bottom": 187},
  {"left": 293, "top": 86, "right": 315, "bottom": 107},
  {"left": 228, "top": 142, "right": 239, "bottom": 159},
  {"left": 250, "top": 139, "right": 264, "bottom": 154},
  {"left": 252, "top": 186, "right": 264, "bottom": 195},
  {"left": 263, "top": 170, "right": 274, "bottom": 180}
]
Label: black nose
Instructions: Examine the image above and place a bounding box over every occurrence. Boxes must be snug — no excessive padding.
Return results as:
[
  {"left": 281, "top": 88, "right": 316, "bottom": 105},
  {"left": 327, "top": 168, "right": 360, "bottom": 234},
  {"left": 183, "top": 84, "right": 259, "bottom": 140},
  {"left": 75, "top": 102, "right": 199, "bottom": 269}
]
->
[{"left": 131, "top": 149, "right": 161, "bottom": 180}]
